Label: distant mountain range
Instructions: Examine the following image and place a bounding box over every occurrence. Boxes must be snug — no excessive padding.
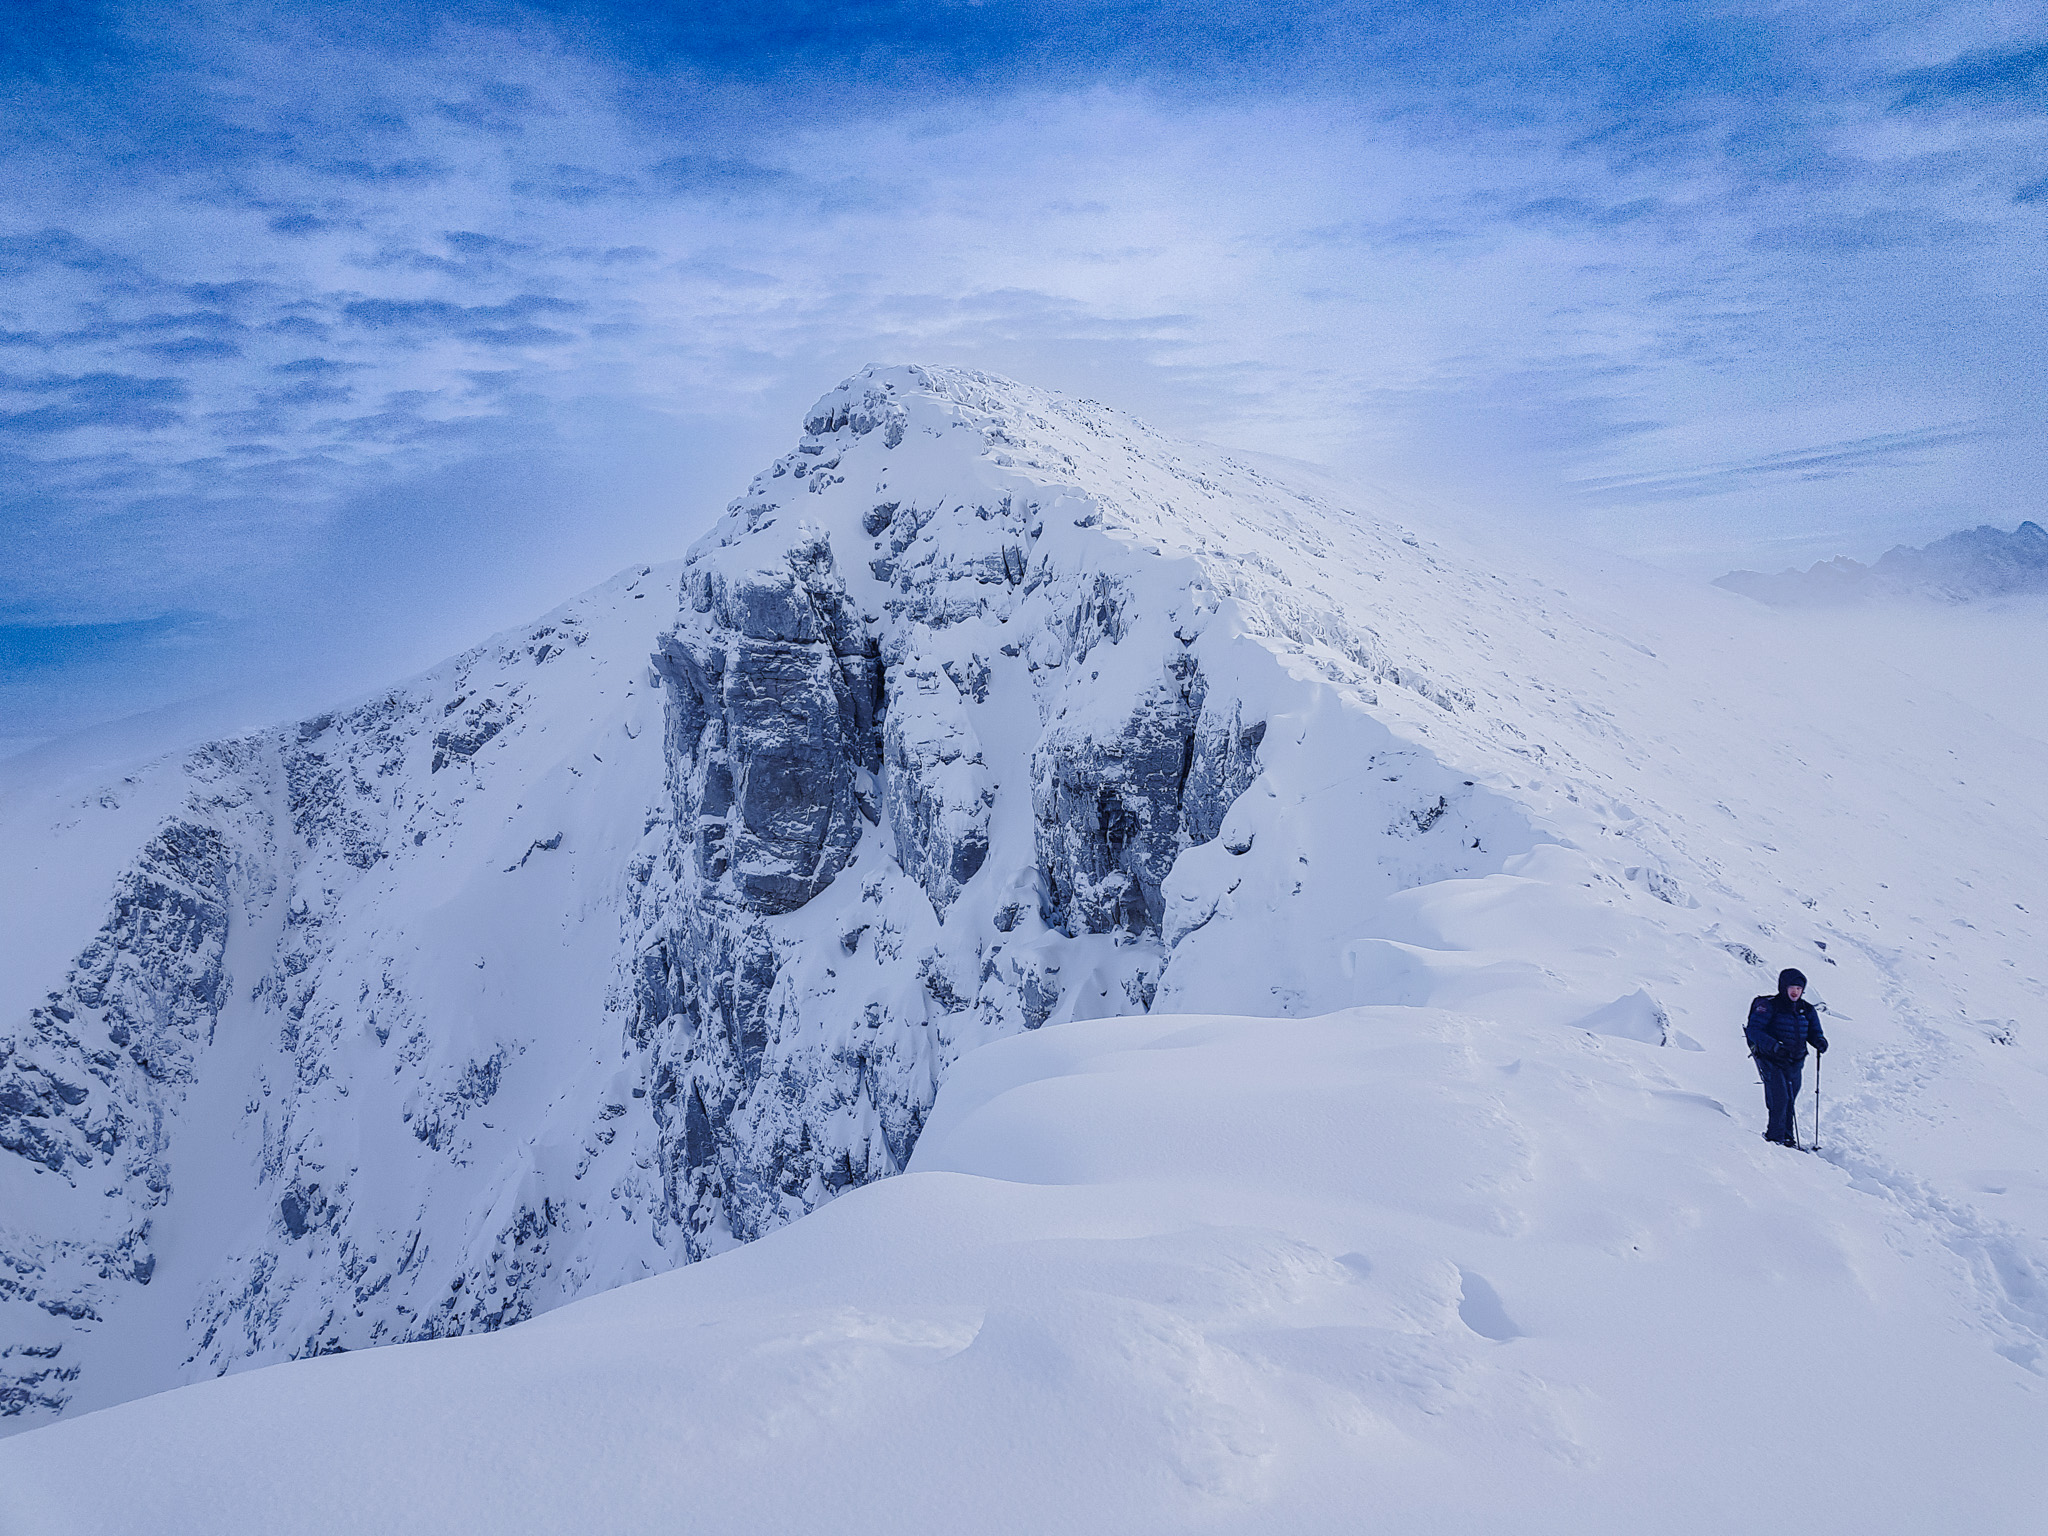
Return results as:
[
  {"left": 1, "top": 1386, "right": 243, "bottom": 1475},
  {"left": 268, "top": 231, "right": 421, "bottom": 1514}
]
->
[{"left": 1716, "top": 521, "right": 2048, "bottom": 606}]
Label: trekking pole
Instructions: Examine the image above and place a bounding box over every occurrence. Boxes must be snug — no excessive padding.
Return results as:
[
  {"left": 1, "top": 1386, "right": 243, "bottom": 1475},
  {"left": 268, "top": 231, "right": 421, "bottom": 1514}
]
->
[{"left": 1814, "top": 1051, "right": 1822, "bottom": 1153}]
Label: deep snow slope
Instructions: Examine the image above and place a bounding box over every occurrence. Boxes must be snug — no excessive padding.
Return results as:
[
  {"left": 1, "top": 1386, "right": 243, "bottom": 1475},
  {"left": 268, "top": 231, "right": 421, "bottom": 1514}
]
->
[{"left": 4, "top": 366, "right": 2046, "bottom": 1517}]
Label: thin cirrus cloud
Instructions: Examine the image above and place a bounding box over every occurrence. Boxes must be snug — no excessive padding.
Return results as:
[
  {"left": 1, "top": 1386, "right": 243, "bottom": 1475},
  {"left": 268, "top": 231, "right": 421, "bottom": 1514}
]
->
[
  {"left": 341, "top": 294, "right": 587, "bottom": 347},
  {"left": 1890, "top": 40, "right": 2048, "bottom": 110},
  {"left": 1569, "top": 422, "right": 2003, "bottom": 506},
  {"left": 0, "top": 0, "right": 2043, "bottom": 753}
]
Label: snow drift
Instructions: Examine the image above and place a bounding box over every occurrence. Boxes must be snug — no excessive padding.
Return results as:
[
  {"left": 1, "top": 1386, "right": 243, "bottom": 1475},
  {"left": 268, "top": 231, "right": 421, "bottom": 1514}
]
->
[{"left": 9, "top": 1004, "right": 2045, "bottom": 1534}]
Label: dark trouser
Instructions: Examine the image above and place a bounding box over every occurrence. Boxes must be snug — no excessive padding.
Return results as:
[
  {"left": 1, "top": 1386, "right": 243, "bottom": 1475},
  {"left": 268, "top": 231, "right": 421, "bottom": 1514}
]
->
[{"left": 1757, "top": 1055, "right": 1804, "bottom": 1143}]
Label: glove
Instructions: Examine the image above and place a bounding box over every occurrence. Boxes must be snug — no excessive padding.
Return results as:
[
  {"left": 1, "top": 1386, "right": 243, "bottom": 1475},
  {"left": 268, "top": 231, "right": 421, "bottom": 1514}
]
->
[{"left": 1816, "top": 1038, "right": 1829, "bottom": 1054}]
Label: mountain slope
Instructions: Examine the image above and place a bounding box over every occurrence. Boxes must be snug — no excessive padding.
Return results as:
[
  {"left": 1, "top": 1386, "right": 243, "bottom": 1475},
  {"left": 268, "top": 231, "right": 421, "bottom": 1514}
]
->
[
  {"left": 2, "top": 565, "right": 683, "bottom": 1421},
  {"left": 4, "top": 366, "right": 2045, "bottom": 1508}
]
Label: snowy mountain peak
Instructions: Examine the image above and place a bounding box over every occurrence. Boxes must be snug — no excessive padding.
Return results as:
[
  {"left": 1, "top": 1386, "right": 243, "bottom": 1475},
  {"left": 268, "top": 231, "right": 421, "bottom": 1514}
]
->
[
  {"left": 627, "top": 362, "right": 1531, "bottom": 1259},
  {"left": 4, "top": 361, "right": 1501, "bottom": 1425},
  {"left": 7, "top": 366, "right": 2046, "bottom": 1469}
]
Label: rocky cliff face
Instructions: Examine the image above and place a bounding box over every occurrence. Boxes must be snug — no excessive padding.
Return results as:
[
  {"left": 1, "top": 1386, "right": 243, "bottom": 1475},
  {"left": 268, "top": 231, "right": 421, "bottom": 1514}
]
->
[
  {"left": 2, "top": 572, "right": 681, "bottom": 1425},
  {"left": 5, "top": 365, "right": 1603, "bottom": 1431},
  {"left": 619, "top": 365, "right": 1518, "bottom": 1260}
]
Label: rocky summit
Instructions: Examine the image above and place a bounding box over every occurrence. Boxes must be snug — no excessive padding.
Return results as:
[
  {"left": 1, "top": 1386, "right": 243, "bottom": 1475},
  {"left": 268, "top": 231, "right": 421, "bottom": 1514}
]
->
[{"left": 623, "top": 364, "right": 1476, "bottom": 1261}]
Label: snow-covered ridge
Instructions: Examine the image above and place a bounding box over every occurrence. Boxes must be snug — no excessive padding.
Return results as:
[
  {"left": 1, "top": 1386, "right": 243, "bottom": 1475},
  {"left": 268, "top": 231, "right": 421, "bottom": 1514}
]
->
[
  {"left": 9, "top": 994, "right": 2046, "bottom": 1534},
  {"left": 5, "top": 364, "right": 2045, "bottom": 1459}
]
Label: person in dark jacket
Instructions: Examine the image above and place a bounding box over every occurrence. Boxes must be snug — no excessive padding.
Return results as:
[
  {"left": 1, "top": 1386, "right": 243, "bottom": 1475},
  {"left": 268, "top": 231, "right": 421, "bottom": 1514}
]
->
[{"left": 1746, "top": 968, "right": 1828, "bottom": 1146}]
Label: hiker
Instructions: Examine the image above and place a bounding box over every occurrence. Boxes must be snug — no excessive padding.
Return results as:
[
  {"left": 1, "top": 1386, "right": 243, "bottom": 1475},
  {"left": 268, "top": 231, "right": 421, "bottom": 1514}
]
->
[{"left": 1746, "top": 968, "right": 1828, "bottom": 1146}]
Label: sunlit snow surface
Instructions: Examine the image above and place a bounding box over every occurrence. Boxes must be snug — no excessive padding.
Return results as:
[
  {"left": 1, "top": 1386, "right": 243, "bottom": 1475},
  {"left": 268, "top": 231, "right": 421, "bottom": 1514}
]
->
[
  {"left": 4, "top": 366, "right": 2046, "bottom": 1531},
  {"left": 7, "top": 1005, "right": 2045, "bottom": 1533}
]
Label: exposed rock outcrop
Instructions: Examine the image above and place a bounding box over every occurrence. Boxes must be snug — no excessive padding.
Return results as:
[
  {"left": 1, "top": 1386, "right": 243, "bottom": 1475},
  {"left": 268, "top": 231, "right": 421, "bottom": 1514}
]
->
[
  {"left": 655, "top": 534, "right": 882, "bottom": 915},
  {"left": 625, "top": 365, "right": 1502, "bottom": 1258}
]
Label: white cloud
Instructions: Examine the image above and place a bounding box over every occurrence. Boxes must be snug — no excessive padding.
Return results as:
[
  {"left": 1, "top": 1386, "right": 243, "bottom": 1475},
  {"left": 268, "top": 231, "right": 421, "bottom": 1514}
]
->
[{"left": 3, "top": 5, "right": 2043, "bottom": 745}]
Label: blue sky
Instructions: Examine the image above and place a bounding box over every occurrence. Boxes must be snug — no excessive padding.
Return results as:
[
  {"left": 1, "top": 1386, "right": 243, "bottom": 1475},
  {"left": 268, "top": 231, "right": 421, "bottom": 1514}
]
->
[{"left": 3, "top": 0, "right": 2044, "bottom": 752}]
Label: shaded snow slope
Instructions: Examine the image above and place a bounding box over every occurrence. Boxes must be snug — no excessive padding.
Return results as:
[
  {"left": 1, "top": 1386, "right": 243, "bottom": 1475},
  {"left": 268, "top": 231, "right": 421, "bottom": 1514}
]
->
[
  {"left": 5, "top": 364, "right": 2046, "bottom": 1496},
  {"left": 5, "top": 1007, "right": 2042, "bottom": 1535},
  {"left": 2, "top": 565, "right": 683, "bottom": 1422}
]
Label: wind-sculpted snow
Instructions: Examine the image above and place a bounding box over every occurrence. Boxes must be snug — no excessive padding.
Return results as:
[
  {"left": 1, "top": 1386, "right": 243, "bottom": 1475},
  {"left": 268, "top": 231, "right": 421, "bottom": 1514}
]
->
[
  {"left": 5, "top": 364, "right": 2047, "bottom": 1470},
  {"left": 8, "top": 1006, "right": 2044, "bottom": 1536}
]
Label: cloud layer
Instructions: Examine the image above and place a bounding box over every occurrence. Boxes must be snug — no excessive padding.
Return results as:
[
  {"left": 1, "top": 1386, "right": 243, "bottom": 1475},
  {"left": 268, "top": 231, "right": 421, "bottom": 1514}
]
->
[{"left": 2, "top": 1, "right": 2044, "bottom": 749}]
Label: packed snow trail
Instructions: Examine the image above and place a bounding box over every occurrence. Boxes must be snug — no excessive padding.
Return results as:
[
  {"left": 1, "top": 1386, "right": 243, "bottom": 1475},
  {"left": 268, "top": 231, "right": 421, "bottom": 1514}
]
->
[{"left": 4, "top": 1006, "right": 2041, "bottom": 1535}]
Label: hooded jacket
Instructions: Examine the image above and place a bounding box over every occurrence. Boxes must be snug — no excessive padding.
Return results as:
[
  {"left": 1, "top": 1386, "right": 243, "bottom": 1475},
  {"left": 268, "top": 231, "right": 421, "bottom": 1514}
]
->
[{"left": 1746, "top": 993, "right": 1827, "bottom": 1063}]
